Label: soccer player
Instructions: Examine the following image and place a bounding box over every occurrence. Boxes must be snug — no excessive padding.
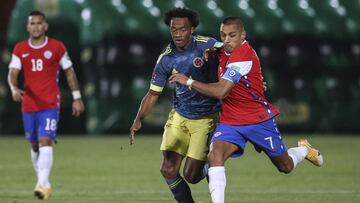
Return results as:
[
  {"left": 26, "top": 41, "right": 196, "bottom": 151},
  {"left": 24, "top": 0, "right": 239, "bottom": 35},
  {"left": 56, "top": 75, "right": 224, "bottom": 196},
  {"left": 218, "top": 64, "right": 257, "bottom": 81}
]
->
[
  {"left": 7, "top": 10, "right": 85, "bottom": 200},
  {"left": 169, "top": 17, "right": 323, "bottom": 203},
  {"left": 129, "top": 7, "right": 222, "bottom": 202}
]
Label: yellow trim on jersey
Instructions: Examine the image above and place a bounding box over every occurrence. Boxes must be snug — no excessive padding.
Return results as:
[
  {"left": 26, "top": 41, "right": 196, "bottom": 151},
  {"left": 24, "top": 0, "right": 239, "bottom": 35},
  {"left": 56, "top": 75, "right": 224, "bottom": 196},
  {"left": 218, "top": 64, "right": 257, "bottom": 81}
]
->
[
  {"left": 172, "top": 68, "right": 178, "bottom": 74},
  {"left": 194, "top": 35, "right": 210, "bottom": 43},
  {"left": 156, "top": 45, "right": 172, "bottom": 64},
  {"left": 150, "top": 84, "right": 164, "bottom": 92}
]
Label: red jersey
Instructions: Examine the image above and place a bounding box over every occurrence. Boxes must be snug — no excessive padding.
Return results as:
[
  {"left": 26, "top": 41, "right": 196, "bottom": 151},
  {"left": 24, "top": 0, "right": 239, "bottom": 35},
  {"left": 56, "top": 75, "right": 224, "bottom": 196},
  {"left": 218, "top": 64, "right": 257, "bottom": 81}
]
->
[
  {"left": 9, "top": 37, "right": 73, "bottom": 112},
  {"left": 218, "top": 41, "right": 279, "bottom": 125}
]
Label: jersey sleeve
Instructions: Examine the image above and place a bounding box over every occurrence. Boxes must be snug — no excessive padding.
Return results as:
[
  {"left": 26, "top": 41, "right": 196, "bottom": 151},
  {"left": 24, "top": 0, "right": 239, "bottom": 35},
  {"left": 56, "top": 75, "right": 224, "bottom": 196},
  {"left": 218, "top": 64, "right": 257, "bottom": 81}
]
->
[
  {"left": 59, "top": 52, "right": 73, "bottom": 70},
  {"left": 194, "top": 35, "right": 220, "bottom": 50},
  {"left": 57, "top": 41, "right": 73, "bottom": 70},
  {"left": 149, "top": 57, "right": 170, "bottom": 94},
  {"left": 221, "top": 48, "right": 253, "bottom": 84},
  {"left": 8, "top": 44, "right": 22, "bottom": 70}
]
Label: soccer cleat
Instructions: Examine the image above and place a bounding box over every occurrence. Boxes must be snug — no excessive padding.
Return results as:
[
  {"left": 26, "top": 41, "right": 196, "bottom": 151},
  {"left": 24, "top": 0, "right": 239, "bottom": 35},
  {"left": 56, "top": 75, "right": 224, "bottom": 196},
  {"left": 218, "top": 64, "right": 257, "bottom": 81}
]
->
[
  {"left": 33, "top": 185, "right": 52, "bottom": 200},
  {"left": 298, "top": 138, "right": 323, "bottom": 166}
]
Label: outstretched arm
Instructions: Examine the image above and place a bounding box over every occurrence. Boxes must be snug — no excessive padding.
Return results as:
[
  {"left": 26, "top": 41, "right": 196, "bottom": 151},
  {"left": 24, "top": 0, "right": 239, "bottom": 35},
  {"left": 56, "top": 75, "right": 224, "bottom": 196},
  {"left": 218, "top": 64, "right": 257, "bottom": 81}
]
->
[
  {"left": 130, "top": 92, "right": 159, "bottom": 145},
  {"left": 64, "top": 67, "right": 85, "bottom": 117},
  {"left": 169, "top": 73, "right": 234, "bottom": 99},
  {"left": 8, "top": 68, "right": 24, "bottom": 102}
]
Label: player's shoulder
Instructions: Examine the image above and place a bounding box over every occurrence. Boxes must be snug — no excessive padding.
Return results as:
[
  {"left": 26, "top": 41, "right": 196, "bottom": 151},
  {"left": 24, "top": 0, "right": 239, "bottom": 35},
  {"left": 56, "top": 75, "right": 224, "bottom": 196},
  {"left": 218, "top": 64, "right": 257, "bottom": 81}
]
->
[
  {"left": 47, "top": 37, "right": 65, "bottom": 47},
  {"left": 12, "top": 39, "right": 29, "bottom": 53},
  {"left": 194, "top": 35, "right": 212, "bottom": 42},
  {"left": 193, "top": 35, "right": 219, "bottom": 49},
  {"left": 156, "top": 44, "right": 173, "bottom": 64},
  {"left": 14, "top": 39, "right": 28, "bottom": 48}
]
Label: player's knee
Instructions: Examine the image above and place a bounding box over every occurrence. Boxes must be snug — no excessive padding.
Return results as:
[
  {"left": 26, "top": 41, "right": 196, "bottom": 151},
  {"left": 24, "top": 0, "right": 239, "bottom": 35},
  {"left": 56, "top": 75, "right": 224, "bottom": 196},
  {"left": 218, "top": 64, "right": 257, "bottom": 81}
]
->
[
  {"left": 160, "top": 164, "right": 178, "bottom": 179},
  {"left": 183, "top": 169, "right": 201, "bottom": 184},
  {"left": 207, "top": 150, "right": 222, "bottom": 166},
  {"left": 39, "top": 137, "right": 52, "bottom": 146},
  {"left": 277, "top": 162, "right": 293, "bottom": 174}
]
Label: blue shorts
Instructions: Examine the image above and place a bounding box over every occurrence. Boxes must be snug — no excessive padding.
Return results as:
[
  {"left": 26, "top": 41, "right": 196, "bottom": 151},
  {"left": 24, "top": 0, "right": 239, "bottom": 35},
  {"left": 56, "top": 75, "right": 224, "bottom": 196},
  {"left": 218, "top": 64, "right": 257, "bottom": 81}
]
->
[
  {"left": 211, "top": 119, "right": 287, "bottom": 158},
  {"left": 22, "top": 109, "right": 60, "bottom": 143}
]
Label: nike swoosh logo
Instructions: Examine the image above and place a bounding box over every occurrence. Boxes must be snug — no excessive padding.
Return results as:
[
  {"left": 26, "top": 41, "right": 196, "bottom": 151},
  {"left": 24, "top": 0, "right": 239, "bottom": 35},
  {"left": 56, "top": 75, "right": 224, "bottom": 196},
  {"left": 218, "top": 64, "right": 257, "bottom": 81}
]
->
[{"left": 22, "top": 53, "right": 29, "bottom": 58}]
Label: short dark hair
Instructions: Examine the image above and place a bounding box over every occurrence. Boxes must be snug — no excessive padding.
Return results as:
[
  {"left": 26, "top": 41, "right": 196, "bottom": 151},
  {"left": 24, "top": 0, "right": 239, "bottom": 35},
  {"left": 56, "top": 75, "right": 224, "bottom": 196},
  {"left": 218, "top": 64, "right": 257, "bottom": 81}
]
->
[
  {"left": 222, "top": 17, "right": 244, "bottom": 30},
  {"left": 164, "top": 7, "right": 199, "bottom": 28},
  {"left": 29, "top": 10, "right": 46, "bottom": 20}
]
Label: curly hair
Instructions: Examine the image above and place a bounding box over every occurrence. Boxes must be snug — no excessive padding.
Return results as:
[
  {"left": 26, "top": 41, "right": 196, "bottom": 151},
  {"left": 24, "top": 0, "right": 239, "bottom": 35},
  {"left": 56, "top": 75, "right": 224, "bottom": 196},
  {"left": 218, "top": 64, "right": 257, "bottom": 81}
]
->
[{"left": 164, "top": 7, "right": 199, "bottom": 28}]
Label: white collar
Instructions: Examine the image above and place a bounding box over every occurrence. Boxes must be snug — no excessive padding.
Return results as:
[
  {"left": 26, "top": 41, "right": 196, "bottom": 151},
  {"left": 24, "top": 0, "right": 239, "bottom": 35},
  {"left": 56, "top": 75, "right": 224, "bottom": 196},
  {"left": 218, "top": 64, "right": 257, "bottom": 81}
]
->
[{"left": 28, "top": 36, "right": 48, "bottom": 49}]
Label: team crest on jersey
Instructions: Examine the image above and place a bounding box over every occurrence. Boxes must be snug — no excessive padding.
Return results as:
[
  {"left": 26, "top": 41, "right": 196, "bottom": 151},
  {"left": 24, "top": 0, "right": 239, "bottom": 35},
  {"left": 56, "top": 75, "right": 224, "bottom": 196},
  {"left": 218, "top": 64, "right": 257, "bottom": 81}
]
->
[
  {"left": 44, "top": 50, "right": 52, "bottom": 59},
  {"left": 192, "top": 57, "right": 204, "bottom": 68},
  {"left": 214, "top": 131, "right": 222, "bottom": 137}
]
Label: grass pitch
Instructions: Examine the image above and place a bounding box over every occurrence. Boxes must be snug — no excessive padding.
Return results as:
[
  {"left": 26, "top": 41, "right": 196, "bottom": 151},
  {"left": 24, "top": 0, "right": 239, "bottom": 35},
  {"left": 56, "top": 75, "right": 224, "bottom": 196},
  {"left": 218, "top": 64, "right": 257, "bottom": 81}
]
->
[{"left": 0, "top": 135, "right": 359, "bottom": 203}]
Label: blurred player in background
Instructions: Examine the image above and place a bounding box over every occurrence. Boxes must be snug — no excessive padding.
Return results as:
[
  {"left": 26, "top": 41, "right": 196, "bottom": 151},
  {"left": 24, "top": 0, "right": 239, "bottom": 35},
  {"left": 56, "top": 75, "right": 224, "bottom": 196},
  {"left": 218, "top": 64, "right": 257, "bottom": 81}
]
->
[
  {"left": 7, "top": 10, "right": 85, "bottom": 200},
  {"left": 170, "top": 16, "right": 323, "bottom": 203},
  {"left": 130, "top": 7, "right": 222, "bottom": 203}
]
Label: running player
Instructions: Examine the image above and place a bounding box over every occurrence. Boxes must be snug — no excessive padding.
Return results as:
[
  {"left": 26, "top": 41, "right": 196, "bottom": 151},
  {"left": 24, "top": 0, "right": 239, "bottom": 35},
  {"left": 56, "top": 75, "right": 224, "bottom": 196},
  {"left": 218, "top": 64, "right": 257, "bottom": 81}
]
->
[{"left": 130, "top": 7, "right": 221, "bottom": 202}]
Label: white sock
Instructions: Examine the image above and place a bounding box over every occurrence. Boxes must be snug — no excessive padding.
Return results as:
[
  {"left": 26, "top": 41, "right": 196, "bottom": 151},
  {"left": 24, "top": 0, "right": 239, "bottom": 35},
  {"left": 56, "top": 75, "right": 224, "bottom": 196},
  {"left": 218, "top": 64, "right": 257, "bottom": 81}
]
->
[
  {"left": 37, "top": 146, "right": 53, "bottom": 188},
  {"left": 208, "top": 166, "right": 226, "bottom": 203},
  {"left": 288, "top": 146, "right": 308, "bottom": 168},
  {"left": 31, "top": 149, "right": 39, "bottom": 176}
]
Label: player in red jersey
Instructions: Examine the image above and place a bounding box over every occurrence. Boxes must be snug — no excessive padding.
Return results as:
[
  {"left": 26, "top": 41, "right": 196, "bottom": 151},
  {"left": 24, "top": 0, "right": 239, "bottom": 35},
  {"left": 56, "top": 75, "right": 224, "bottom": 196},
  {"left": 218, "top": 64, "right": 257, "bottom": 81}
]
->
[
  {"left": 170, "top": 17, "right": 323, "bottom": 203},
  {"left": 7, "top": 10, "right": 84, "bottom": 200}
]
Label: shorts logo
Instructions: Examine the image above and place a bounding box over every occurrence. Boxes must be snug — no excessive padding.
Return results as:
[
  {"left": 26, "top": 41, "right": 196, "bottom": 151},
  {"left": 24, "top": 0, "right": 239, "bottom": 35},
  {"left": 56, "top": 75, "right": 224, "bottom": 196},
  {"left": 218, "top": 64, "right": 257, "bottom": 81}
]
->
[
  {"left": 229, "top": 70, "right": 236, "bottom": 77},
  {"left": 44, "top": 50, "right": 52, "bottom": 59},
  {"left": 25, "top": 132, "right": 30, "bottom": 139},
  {"left": 193, "top": 57, "right": 204, "bottom": 68},
  {"left": 214, "top": 132, "right": 222, "bottom": 137}
]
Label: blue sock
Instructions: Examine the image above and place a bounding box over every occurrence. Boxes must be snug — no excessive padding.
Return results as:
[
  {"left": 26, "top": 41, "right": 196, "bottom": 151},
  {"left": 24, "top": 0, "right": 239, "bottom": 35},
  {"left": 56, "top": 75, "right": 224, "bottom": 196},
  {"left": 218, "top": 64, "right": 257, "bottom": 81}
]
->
[{"left": 166, "top": 176, "right": 194, "bottom": 203}]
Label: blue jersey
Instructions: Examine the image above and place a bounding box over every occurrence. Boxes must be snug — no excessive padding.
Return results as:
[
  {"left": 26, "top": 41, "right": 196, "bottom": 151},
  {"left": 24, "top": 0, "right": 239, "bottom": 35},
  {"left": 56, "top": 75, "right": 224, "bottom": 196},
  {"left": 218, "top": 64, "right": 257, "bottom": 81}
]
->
[{"left": 150, "top": 35, "right": 222, "bottom": 118}]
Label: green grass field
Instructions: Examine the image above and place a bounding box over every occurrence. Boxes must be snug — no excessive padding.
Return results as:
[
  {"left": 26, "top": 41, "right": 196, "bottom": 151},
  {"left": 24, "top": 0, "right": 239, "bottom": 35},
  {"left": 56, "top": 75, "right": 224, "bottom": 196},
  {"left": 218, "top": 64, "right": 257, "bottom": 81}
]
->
[{"left": 0, "top": 135, "right": 359, "bottom": 203}]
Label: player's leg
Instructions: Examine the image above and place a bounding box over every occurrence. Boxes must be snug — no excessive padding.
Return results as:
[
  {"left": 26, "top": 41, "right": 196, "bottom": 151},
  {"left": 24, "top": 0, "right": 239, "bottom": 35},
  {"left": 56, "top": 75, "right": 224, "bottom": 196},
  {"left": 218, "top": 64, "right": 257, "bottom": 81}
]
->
[
  {"left": 34, "top": 109, "right": 59, "bottom": 200},
  {"left": 243, "top": 119, "right": 321, "bottom": 174},
  {"left": 160, "top": 110, "right": 194, "bottom": 202},
  {"left": 270, "top": 141, "right": 323, "bottom": 173},
  {"left": 183, "top": 112, "right": 219, "bottom": 184},
  {"left": 207, "top": 124, "right": 245, "bottom": 203},
  {"left": 183, "top": 157, "right": 206, "bottom": 184},
  {"left": 160, "top": 150, "right": 194, "bottom": 203},
  {"left": 22, "top": 112, "right": 39, "bottom": 177}
]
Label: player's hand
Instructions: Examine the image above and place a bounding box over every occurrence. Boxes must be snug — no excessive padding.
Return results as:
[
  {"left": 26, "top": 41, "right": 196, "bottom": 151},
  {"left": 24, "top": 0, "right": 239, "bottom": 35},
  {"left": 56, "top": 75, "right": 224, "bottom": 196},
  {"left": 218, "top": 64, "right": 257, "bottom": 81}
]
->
[
  {"left": 130, "top": 119, "right": 142, "bottom": 145},
  {"left": 262, "top": 76, "right": 267, "bottom": 92},
  {"left": 203, "top": 48, "right": 217, "bottom": 61},
  {"left": 169, "top": 73, "right": 189, "bottom": 85},
  {"left": 11, "top": 87, "right": 24, "bottom": 102},
  {"left": 263, "top": 81, "right": 267, "bottom": 91},
  {"left": 72, "top": 99, "right": 85, "bottom": 117}
]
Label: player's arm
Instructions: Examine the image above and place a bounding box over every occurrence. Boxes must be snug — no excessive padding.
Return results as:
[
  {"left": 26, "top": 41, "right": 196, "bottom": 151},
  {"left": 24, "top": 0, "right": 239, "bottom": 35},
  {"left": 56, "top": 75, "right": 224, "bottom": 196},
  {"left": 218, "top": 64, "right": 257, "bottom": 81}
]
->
[
  {"left": 64, "top": 68, "right": 85, "bottom": 117},
  {"left": 169, "top": 73, "right": 234, "bottom": 99},
  {"left": 130, "top": 91, "right": 159, "bottom": 145},
  {"left": 7, "top": 68, "right": 24, "bottom": 102}
]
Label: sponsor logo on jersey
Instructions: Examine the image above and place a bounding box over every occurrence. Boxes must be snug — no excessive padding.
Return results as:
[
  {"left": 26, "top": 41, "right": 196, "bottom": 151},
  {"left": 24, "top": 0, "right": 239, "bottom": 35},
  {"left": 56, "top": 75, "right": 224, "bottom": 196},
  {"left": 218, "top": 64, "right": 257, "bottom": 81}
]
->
[
  {"left": 44, "top": 50, "right": 52, "bottom": 59},
  {"left": 192, "top": 57, "right": 204, "bottom": 68},
  {"left": 214, "top": 131, "right": 222, "bottom": 137},
  {"left": 230, "top": 65, "right": 241, "bottom": 72},
  {"left": 22, "top": 53, "right": 29, "bottom": 58}
]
